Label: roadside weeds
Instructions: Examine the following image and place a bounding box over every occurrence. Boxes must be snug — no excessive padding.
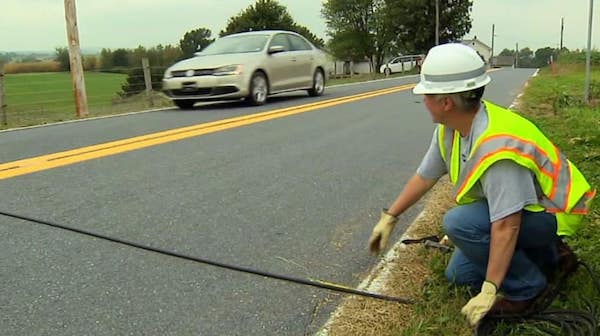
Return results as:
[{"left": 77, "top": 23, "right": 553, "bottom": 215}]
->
[{"left": 317, "top": 178, "right": 468, "bottom": 336}]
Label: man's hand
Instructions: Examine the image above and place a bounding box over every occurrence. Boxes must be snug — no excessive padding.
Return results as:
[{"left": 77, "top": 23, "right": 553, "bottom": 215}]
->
[
  {"left": 368, "top": 210, "right": 398, "bottom": 254},
  {"left": 461, "top": 281, "right": 498, "bottom": 326}
]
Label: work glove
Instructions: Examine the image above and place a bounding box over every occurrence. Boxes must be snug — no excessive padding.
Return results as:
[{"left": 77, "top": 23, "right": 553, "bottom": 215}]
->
[
  {"left": 461, "top": 281, "right": 498, "bottom": 326},
  {"left": 439, "top": 235, "right": 453, "bottom": 247},
  {"left": 368, "top": 210, "right": 398, "bottom": 254}
]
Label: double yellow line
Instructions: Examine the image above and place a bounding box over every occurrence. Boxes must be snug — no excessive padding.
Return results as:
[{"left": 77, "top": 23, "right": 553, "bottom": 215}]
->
[{"left": 0, "top": 84, "right": 415, "bottom": 180}]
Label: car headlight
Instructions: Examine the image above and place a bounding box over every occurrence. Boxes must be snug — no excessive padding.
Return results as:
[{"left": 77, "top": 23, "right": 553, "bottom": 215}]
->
[
  {"left": 213, "top": 64, "right": 243, "bottom": 76},
  {"left": 164, "top": 69, "right": 173, "bottom": 79}
]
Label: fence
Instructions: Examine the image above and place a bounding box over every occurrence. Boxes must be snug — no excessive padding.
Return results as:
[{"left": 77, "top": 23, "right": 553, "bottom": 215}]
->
[{"left": 0, "top": 58, "right": 171, "bottom": 129}]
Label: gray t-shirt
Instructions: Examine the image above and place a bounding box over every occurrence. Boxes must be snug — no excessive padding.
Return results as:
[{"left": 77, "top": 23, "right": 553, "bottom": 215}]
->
[{"left": 417, "top": 105, "right": 540, "bottom": 222}]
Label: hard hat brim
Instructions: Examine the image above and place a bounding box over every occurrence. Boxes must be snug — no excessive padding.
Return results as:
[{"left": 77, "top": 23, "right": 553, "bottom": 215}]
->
[{"left": 412, "top": 74, "right": 491, "bottom": 95}]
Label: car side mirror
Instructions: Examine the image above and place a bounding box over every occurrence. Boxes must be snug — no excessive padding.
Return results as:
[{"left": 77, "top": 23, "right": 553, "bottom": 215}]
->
[{"left": 268, "top": 45, "right": 285, "bottom": 54}]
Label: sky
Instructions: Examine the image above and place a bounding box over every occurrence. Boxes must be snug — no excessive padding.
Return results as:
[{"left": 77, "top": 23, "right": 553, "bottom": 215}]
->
[{"left": 1, "top": 0, "right": 597, "bottom": 54}]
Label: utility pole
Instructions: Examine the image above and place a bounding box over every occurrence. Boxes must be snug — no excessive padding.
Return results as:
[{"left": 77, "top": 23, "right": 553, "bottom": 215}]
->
[
  {"left": 584, "top": 0, "right": 594, "bottom": 104},
  {"left": 64, "top": 0, "right": 88, "bottom": 118},
  {"left": 491, "top": 24, "right": 495, "bottom": 60},
  {"left": 560, "top": 17, "right": 564, "bottom": 50},
  {"left": 0, "top": 66, "right": 6, "bottom": 126},
  {"left": 435, "top": 0, "right": 440, "bottom": 45},
  {"left": 515, "top": 43, "right": 519, "bottom": 68}
]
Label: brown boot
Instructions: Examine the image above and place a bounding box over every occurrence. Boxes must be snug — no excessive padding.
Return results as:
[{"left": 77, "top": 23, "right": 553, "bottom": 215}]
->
[
  {"left": 556, "top": 239, "right": 578, "bottom": 277},
  {"left": 488, "top": 297, "right": 536, "bottom": 316},
  {"left": 488, "top": 285, "right": 556, "bottom": 317}
]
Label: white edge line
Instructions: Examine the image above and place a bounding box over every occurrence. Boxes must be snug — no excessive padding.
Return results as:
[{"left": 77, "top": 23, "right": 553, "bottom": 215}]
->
[
  {"left": 508, "top": 69, "right": 538, "bottom": 110},
  {"left": 315, "top": 210, "right": 428, "bottom": 336}
]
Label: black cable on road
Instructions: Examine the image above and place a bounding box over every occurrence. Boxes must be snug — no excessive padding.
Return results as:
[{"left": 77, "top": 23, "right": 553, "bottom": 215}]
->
[{"left": 0, "top": 210, "right": 415, "bottom": 305}]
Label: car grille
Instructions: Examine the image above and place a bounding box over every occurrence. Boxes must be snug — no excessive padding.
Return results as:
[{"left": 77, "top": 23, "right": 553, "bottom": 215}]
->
[
  {"left": 171, "top": 88, "right": 213, "bottom": 96},
  {"left": 171, "top": 69, "right": 214, "bottom": 77},
  {"left": 167, "top": 86, "right": 239, "bottom": 97}
]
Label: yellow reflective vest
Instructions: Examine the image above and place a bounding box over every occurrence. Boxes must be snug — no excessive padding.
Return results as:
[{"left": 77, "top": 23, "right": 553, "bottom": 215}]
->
[{"left": 437, "top": 100, "right": 596, "bottom": 236}]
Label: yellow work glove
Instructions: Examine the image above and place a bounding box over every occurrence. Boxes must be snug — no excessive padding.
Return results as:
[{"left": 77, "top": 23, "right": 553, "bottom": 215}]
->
[
  {"left": 368, "top": 210, "right": 398, "bottom": 254},
  {"left": 439, "top": 235, "right": 453, "bottom": 247},
  {"left": 461, "top": 281, "right": 498, "bottom": 326}
]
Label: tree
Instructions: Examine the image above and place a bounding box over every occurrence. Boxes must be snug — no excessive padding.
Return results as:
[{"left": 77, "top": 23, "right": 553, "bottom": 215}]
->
[
  {"left": 322, "top": 0, "right": 386, "bottom": 70},
  {"left": 100, "top": 48, "right": 113, "bottom": 70},
  {"left": 322, "top": 0, "right": 472, "bottom": 72},
  {"left": 386, "top": 0, "right": 473, "bottom": 54},
  {"left": 517, "top": 47, "right": 534, "bottom": 68},
  {"left": 112, "top": 48, "right": 130, "bottom": 67},
  {"left": 83, "top": 55, "right": 98, "bottom": 70},
  {"left": 221, "top": 0, "right": 324, "bottom": 47},
  {"left": 179, "top": 28, "right": 214, "bottom": 59},
  {"left": 55, "top": 47, "right": 70, "bottom": 71},
  {"left": 499, "top": 48, "right": 515, "bottom": 57},
  {"left": 534, "top": 47, "right": 558, "bottom": 67}
]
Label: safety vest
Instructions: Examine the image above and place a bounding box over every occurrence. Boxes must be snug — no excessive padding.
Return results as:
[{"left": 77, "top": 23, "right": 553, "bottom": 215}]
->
[{"left": 438, "top": 100, "right": 596, "bottom": 236}]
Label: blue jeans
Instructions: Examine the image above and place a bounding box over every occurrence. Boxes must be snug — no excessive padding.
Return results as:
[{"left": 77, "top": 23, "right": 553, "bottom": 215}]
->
[{"left": 443, "top": 201, "right": 558, "bottom": 300}]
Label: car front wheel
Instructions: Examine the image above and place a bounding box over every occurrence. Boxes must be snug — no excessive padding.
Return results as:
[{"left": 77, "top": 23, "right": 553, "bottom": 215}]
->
[
  {"left": 246, "top": 72, "right": 268, "bottom": 106},
  {"left": 384, "top": 67, "right": 391, "bottom": 76},
  {"left": 307, "top": 69, "right": 325, "bottom": 97},
  {"left": 174, "top": 100, "right": 195, "bottom": 109}
]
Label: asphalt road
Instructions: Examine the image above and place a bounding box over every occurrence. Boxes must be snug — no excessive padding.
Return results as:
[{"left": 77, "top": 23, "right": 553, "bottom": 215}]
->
[{"left": 1, "top": 68, "right": 537, "bottom": 336}]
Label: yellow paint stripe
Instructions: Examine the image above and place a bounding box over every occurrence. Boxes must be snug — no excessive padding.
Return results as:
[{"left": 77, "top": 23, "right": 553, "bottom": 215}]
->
[{"left": 0, "top": 84, "right": 415, "bottom": 180}]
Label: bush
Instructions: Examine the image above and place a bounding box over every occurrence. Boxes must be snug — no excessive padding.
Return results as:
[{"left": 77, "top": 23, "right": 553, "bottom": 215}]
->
[
  {"left": 557, "top": 50, "right": 600, "bottom": 65},
  {"left": 119, "top": 66, "right": 167, "bottom": 97},
  {"left": 3, "top": 61, "right": 62, "bottom": 74}
]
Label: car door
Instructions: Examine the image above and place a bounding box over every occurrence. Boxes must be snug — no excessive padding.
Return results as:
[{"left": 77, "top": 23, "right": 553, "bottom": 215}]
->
[
  {"left": 265, "top": 33, "right": 295, "bottom": 91},
  {"left": 287, "top": 34, "right": 314, "bottom": 88},
  {"left": 389, "top": 57, "right": 402, "bottom": 73}
]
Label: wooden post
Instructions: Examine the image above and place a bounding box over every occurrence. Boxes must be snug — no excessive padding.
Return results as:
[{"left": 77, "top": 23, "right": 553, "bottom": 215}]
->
[
  {"left": 142, "top": 57, "right": 154, "bottom": 107},
  {"left": 64, "top": 0, "right": 88, "bottom": 118},
  {"left": 0, "top": 66, "right": 6, "bottom": 126}
]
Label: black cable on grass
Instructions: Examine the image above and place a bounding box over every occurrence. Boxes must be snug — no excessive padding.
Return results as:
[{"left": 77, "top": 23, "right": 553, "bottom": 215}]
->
[
  {"left": 0, "top": 210, "right": 414, "bottom": 304},
  {"left": 479, "top": 309, "right": 598, "bottom": 336},
  {"left": 476, "top": 261, "right": 600, "bottom": 336}
]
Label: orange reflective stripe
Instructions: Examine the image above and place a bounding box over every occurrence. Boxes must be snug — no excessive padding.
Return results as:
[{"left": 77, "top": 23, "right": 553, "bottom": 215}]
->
[
  {"left": 456, "top": 146, "right": 555, "bottom": 197},
  {"left": 549, "top": 146, "right": 561, "bottom": 200},
  {"left": 483, "top": 134, "right": 558, "bottom": 166},
  {"left": 561, "top": 158, "right": 571, "bottom": 211}
]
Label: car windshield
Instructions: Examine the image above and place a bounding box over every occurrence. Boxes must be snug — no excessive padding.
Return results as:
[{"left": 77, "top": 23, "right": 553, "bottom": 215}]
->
[{"left": 200, "top": 34, "right": 269, "bottom": 55}]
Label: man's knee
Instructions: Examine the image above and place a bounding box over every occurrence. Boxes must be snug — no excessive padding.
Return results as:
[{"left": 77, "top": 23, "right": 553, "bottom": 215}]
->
[
  {"left": 442, "top": 207, "right": 463, "bottom": 238},
  {"left": 442, "top": 202, "right": 490, "bottom": 240}
]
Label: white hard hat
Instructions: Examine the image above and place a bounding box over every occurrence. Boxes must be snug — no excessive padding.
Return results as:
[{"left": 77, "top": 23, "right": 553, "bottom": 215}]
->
[{"left": 413, "top": 43, "right": 491, "bottom": 94}]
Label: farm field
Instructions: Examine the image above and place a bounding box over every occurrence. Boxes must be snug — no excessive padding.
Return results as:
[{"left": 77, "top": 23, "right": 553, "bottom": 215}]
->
[{"left": 2, "top": 72, "right": 169, "bottom": 129}]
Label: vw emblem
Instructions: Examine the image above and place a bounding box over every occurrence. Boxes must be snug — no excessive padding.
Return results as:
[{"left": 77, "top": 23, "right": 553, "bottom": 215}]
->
[{"left": 186, "top": 70, "right": 195, "bottom": 77}]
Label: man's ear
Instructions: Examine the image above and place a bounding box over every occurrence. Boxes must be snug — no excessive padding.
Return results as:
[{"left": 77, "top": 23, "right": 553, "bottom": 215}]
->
[{"left": 442, "top": 96, "right": 454, "bottom": 111}]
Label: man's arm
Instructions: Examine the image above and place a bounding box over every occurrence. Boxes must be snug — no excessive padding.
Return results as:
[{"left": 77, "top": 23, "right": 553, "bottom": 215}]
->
[
  {"left": 387, "top": 173, "right": 438, "bottom": 216},
  {"left": 369, "top": 174, "right": 437, "bottom": 253},
  {"left": 487, "top": 211, "right": 521, "bottom": 288},
  {"left": 369, "top": 127, "right": 446, "bottom": 254}
]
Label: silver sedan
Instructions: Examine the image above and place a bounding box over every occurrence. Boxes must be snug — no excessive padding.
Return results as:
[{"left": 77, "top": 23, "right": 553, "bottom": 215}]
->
[{"left": 162, "top": 30, "right": 330, "bottom": 109}]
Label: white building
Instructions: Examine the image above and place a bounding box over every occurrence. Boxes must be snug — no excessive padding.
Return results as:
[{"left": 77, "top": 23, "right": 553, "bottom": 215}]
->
[{"left": 461, "top": 36, "right": 492, "bottom": 64}]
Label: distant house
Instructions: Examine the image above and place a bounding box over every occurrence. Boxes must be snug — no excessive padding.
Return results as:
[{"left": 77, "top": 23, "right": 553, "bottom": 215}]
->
[
  {"left": 328, "top": 58, "right": 373, "bottom": 77},
  {"left": 461, "top": 36, "right": 492, "bottom": 64}
]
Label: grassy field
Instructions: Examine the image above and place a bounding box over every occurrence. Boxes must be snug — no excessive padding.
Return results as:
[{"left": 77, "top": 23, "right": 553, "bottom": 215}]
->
[
  {"left": 0, "top": 70, "right": 414, "bottom": 130},
  {"left": 2, "top": 71, "right": 171, "bottom": 129},
  {"left": 396, "top": 64, "right": 599, "bottom": 336}
]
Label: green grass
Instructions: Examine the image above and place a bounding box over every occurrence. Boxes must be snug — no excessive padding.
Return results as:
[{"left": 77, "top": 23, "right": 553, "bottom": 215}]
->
[
  {"left": 397, "top": 64, "right": 600, "bottom": 336},
  {"left": 2, "top": 72, "right": 171, "bottom": 129}
]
